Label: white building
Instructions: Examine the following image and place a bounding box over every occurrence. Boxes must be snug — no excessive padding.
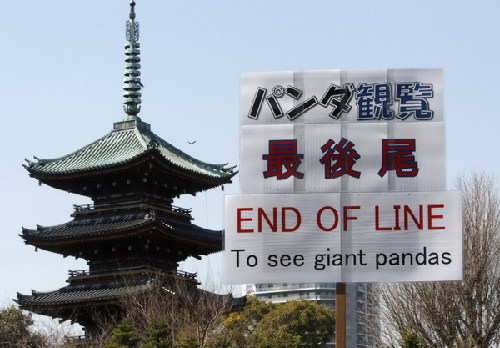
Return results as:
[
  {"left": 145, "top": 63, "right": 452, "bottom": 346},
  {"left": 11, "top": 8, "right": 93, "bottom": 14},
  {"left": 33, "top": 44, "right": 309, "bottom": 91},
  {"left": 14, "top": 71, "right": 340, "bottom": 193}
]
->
[{"left": 245, "top": 282, "right": 375, "bottom": 347}]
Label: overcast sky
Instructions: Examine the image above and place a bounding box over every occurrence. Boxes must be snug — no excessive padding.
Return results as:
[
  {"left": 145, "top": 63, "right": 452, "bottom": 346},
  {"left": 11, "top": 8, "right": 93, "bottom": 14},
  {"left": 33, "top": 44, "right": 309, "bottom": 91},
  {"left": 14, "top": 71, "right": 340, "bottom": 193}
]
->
[{"left": 1, "top": 0, "right": 499, "bottom": 312}]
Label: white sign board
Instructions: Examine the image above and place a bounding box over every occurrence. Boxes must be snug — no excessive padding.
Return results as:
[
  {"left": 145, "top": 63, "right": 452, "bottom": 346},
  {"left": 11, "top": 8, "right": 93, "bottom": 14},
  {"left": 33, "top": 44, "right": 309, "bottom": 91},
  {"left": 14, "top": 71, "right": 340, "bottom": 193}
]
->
[
  {"left": 240, "top": 69, "right": 445, "bottom": 194},
  {"left": 225, "top": 191, "right": 462, "bottom": 283},
  {"left": 240, "top": 122, "right": 445, "bottom": 193},
  {"left": 225, "top": 69, "right": 461, "bottom": 284}
]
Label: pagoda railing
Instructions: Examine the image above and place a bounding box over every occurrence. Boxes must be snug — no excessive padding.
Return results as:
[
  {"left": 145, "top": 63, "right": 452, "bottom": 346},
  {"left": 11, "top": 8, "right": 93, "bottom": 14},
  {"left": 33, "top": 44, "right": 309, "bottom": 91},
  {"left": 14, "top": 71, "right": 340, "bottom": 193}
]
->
[
  {"left": 73, "top": 200, "right": 192, "bottom": 216},
  {"left": 68, "top": 266, "right": 197, "bottom": 280}
]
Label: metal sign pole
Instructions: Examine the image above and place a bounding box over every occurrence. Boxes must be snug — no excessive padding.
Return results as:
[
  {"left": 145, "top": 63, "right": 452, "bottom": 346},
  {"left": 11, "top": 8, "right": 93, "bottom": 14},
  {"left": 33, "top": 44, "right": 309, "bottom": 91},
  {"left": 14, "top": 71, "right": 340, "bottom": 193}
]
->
[{"left": 336, "top": 282, "right": 346, "bottom": 348}]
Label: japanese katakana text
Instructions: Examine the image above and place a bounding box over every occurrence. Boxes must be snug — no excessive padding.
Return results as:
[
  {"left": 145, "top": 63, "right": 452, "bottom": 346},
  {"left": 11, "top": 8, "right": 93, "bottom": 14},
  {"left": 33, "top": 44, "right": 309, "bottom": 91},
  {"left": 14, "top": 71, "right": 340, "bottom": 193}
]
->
[{"left": 248, "top": 82, "right": 434, "bottom": 121}]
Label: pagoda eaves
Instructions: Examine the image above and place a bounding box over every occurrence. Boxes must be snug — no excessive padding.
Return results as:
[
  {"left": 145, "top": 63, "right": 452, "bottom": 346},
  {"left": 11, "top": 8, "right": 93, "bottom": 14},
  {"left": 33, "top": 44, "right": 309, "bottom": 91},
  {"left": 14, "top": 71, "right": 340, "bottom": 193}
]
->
[
  {"left": 21, "top": 210, "right": 223, "bottom": 258},
  {"left": 24, "top": 118, "right": 236, "bottom": 197}
]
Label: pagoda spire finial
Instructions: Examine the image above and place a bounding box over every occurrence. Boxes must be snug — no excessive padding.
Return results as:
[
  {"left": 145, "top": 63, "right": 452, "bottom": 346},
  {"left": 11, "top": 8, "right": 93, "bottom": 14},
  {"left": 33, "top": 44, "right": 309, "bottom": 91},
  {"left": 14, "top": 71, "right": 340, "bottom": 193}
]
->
[{"left": 123, "top": 0, "right": 142, "bottom": 119}]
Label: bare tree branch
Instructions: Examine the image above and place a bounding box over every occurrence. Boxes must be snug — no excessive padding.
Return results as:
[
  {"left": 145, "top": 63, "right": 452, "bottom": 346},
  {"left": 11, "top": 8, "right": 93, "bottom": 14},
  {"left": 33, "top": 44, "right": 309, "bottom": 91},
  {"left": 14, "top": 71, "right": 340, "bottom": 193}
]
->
[{"left": 376, "top": 172, "right": 500, "bottom": 348}]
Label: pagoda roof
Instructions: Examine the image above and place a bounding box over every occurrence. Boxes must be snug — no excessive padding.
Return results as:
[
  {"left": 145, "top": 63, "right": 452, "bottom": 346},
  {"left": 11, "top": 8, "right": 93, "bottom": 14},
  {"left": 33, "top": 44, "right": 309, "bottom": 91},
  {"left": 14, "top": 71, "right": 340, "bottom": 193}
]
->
[
  {"left": 17, "top": 280, "right": 246, "bottom": 316},
  {"left": 24, "top": 118, "right": 236, "bottom": 189},
  {"left": 17, "top": 282, "right": 150, "bottom": 309},
  {"left": 21, "top": 211, "right": 222, "bottom": 255}
]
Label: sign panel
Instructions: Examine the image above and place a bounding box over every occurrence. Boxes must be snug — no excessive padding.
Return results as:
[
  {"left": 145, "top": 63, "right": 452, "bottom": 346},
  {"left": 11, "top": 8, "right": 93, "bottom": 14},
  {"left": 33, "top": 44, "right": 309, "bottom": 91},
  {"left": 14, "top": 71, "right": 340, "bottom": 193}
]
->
[
  {"left": 241, "top": 69, "right": 443, "bottom": 125},
  {"left": 239, "top": 69, "right": 445, "bottom": 194},
  {"left": 224, "top": 191, "right": 462, "bottom": 284},
  {"left": 240, "top": 122, "right": 445, "bottom": 193},
  {"left": 225, "top": 69, "right": 461, "bottom": 284}
]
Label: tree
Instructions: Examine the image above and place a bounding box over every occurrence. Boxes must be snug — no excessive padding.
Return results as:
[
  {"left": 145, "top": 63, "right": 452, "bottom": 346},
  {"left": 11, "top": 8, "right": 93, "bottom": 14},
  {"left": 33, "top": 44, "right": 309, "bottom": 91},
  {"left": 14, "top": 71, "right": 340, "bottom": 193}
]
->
[
  {"left": 208, "top": 297, "right": 334, "bottom": 348},
  {"left": 250, "top": 300, "right": 334, "bottom": 348},
  {"left": 207, "top": 296, "right": 274, "bottom": 348},
  {"left": 107, "top": 319, "right": 140, "bottom": 348},
  {"left": 140, "top": 320, "right": 171, "bottom": 348},
  {"left": 377, "top": 172, "right": 500, "bottom": 347},
  {"left": 0, "top": 306, "right": 47, "bottom": 348},
  {"left": 115, "top": 279, "right": 234, "bottom": 348},
  {"left": 400, "top": 331, "right": 429, "bottom": 348}
]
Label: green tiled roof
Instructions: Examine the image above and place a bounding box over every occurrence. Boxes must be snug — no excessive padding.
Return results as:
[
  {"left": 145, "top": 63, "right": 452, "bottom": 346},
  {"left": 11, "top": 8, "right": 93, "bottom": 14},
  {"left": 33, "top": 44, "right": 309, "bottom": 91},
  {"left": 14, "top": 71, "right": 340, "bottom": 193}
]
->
[{"left": 24, "top": 118, "right": 236, "bottom": 180}]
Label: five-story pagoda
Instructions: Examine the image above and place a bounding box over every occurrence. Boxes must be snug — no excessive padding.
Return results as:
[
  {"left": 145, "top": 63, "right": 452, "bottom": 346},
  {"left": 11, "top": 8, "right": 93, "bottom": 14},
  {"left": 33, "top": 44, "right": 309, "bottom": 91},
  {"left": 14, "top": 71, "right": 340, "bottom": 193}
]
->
[{"left": 16, "top": 1, "right": 235, "bottom": 335}]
